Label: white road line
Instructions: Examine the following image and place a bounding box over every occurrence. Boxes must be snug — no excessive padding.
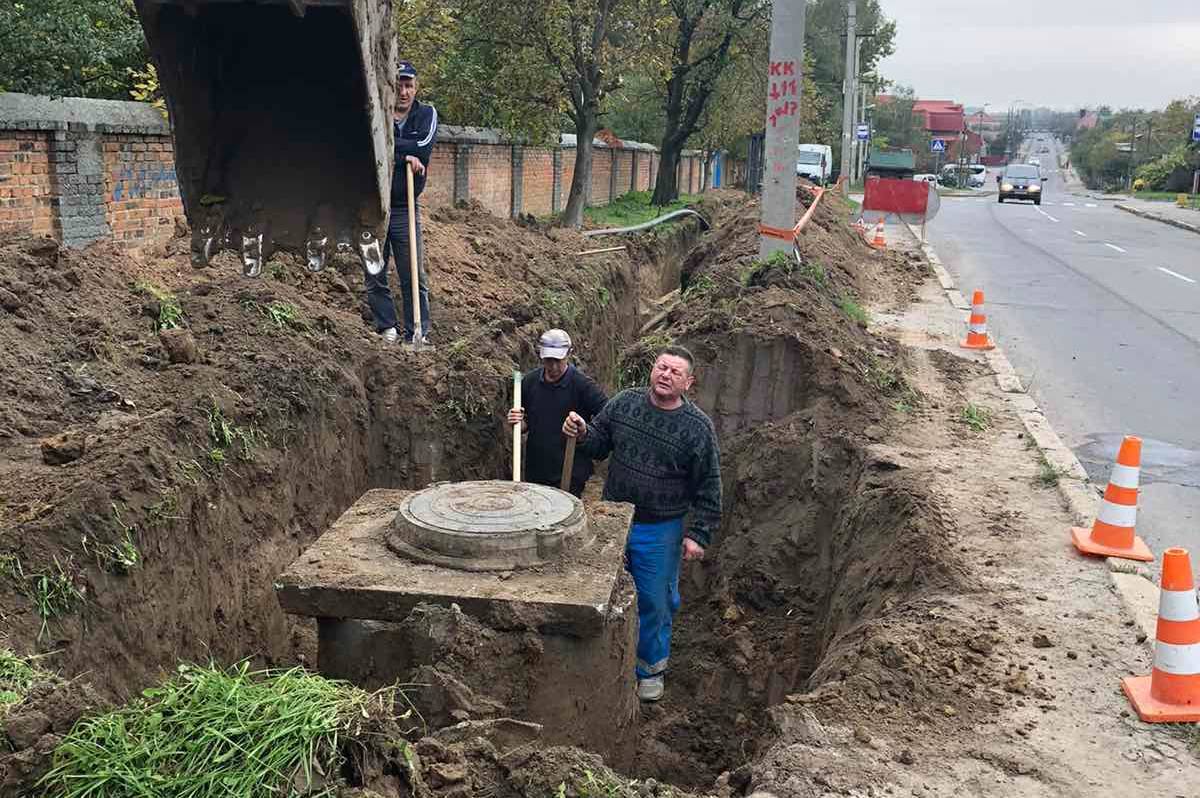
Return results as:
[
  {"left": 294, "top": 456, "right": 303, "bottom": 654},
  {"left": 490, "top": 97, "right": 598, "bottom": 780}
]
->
[
  {"left": 1063, "top": 202, "right": 1076, "bottom": 206},
  {"left": 1073, "top": 230, "right": 1087, "bottom": 237},
  {"left": 1105, "top": 243, "right": 1127, "bottom": 253},
  {"left": 1034, "top": 207, "right": 1061, "bottom": 223},
  {"left": 1086, "top": 203, "right": 1098, "bottom": 208},
  {"left": 1158, "top": 267, "right": 1197, "bottom": 284}
]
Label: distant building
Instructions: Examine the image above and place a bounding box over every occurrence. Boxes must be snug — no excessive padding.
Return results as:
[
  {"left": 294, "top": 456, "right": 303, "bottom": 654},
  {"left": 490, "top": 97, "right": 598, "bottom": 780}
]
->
[
  {"left": 1077, "top": 111, "right": 1100, "bottom": 131},
  {"left": 877, "top": 95, "right": 982, "bottom": 162}
]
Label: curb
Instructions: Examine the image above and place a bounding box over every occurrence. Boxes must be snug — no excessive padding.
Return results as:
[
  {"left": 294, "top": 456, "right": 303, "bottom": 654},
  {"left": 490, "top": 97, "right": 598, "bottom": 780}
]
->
[
  {"left": 902, "top": 221, "right": 1160, "bottom": 645},
  {"left": 1114, "top": 203, "right": 1200, "bottom": 236}
]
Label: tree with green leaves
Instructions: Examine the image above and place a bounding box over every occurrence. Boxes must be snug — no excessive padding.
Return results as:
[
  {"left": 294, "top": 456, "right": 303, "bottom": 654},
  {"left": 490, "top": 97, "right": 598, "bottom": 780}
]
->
[
  {"left": 0, "top": 0, "right": 147, "bottom": 99},
  {"left": 648, "top": 0, "right": 769, "bottom": 204}
]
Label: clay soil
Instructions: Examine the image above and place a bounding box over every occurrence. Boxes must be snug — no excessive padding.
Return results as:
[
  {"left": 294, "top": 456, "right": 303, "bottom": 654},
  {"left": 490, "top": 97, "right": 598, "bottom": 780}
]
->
[{"left": 3, "top": 188, "right": 1198, "bottom": 797}]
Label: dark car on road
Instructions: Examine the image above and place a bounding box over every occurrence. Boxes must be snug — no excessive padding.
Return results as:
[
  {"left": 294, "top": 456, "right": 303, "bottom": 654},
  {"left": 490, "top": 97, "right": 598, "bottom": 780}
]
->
[{"left": 997, "top": 164, "right": 1047, "bottom": 205}]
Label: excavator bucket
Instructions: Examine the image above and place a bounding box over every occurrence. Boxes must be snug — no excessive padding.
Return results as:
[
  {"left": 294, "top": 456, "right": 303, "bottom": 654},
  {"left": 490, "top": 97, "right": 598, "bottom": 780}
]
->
[{"left": 133, "top": 0, "right": 395, "bottom": 277}]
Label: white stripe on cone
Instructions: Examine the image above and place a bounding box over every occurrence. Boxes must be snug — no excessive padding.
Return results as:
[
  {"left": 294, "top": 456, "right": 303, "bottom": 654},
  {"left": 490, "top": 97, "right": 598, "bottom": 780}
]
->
[
  {"left": 1109, "top": 463, "right": 1140, "bottom": 489},
  {"left": 1097, "top": 499, "right": 1137, "bottom": 528},
  {"left": 1159, "top": 589, "right": 1200, "bottom": 623},
  {"left": 1154, "top": 641, "right": 1200, "bottom": 675},
  {"left": 969, "top": 323, "right": 987, "bottom": 334}
]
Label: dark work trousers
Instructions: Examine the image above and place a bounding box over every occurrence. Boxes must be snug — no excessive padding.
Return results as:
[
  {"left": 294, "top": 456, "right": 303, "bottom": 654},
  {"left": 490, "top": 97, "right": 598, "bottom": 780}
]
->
[{"left": 366, "top": 205, "right": 431, "bottom": 338}]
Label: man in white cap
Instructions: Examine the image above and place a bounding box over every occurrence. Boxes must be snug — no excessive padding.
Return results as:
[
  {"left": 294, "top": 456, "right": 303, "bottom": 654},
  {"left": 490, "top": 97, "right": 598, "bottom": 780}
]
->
[{"left": 507, "top": 329, "right": 608, "bottom": 497}]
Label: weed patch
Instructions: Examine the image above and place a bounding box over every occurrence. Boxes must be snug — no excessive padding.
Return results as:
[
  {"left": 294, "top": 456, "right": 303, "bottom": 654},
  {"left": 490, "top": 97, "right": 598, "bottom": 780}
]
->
[
  {"left": 205, "top": 404, "right": 258, "bottom": 464},
  {"left": 538, "top": 289, "right": 581, "bottom": 327},
  {"left": 1036, "top": 455, "right": 1069, "bottom": 488},
  {"left": 28, "top": 557, "right": 84, "bottom": 639},
  {"left": 133, "top": 282, "right": 184, "bottom": 332},
  {"left": 617, "top": 332, "right": 675, "bottom": 390},
  {"left": 839, "top": 295, "right": 869, "bottom": 325},
  {"left": 583, "top": 189, "right": 698, "bottom": 228},
  {"left": 960, "top": 403, "right": 992, "bottom": 432},
  {"left": 39, "top": 662, "right": 414, "bottom": 798},
  {"left": 740, "top": 249, "right": 792, "bottom": 287},
  {"left": 0, "top": 647, "right": 51, "bottom": 713}
]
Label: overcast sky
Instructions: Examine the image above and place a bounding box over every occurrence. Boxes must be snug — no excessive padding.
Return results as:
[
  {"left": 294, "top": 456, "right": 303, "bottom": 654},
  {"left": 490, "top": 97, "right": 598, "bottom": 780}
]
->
[{"left": 875, "top": 0, "right": 1200, "bottom": 111}]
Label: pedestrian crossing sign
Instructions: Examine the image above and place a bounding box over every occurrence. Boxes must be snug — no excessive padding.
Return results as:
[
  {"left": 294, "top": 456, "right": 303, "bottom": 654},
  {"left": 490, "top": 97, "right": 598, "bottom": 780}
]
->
[{"left": 930, "top": 139, "right": 946, "bottom": 153}]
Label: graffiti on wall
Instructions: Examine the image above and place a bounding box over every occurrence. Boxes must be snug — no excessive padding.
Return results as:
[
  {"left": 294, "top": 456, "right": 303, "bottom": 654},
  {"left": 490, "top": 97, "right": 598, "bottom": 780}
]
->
[{"left": 112, "top": 163, "right": 178, "bottom": 202}]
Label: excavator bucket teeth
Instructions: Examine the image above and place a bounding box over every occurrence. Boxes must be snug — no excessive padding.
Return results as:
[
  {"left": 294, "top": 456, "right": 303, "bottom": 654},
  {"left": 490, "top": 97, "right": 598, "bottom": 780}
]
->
[{"left": 134, "top": 0, "right": 395, "bottom": 274}]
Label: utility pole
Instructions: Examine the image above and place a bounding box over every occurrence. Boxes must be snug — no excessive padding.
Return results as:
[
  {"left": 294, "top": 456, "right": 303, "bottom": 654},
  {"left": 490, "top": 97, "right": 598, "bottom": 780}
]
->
[
  {"left": 839, "top": 0, "right": 857, "bottom": 190},
  {"left": 756, "top": 0, "right": 806, "bottom": 259}
]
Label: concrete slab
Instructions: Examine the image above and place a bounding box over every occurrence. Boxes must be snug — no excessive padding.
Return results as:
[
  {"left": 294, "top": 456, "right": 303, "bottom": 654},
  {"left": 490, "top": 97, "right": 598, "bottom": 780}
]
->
[{"left": 275, "top": 488, "right": 634, "bottom": 637}]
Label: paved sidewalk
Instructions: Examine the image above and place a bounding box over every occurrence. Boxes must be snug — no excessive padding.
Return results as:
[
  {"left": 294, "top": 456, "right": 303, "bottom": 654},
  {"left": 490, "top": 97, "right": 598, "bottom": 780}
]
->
[{"left": 1115, "top": 197, "right": 1200, "bottom": 235}]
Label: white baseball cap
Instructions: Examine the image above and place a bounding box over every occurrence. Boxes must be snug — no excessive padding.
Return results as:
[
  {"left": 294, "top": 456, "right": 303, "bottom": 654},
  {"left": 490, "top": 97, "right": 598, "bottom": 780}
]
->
[{"left": 538, "top": 329, "right": 572, "bottom": 360}]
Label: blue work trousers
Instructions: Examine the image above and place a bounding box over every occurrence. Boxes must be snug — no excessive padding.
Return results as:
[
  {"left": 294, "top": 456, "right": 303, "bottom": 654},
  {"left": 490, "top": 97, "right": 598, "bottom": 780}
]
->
[
  {"left": 627, "top": 517, "right": 684, "bottom": 679},
  {"left": 366, "top": 205, "right": 431, "bottom": 338}
]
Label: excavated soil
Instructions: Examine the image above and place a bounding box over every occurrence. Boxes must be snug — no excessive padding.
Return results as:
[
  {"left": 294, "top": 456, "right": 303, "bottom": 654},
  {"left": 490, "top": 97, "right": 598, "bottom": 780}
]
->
[{"left": 0, "top": 190, "right": 1043, "bottom": 797}]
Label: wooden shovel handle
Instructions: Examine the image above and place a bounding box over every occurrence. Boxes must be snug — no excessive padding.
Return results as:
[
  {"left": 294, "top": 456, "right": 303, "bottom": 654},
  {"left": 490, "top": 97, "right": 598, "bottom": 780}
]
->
[{"left": 560, "top": 435, "right": 577, "bottom": 492}]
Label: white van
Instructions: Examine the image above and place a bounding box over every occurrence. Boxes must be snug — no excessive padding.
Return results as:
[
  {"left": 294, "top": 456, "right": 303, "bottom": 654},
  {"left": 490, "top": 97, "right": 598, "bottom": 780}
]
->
[{"left": 797, "top": 144, "right": 833, "bottom": 185}]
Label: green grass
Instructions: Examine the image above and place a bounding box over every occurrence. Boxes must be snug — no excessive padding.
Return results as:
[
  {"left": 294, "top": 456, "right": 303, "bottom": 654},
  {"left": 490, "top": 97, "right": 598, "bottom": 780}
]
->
[
  {"left": 960, "top": 403, "right": 992, "bottom": 432},
  {"left": 1, "top": 648, "right": 51, "bottom": 713},
  {"left": 1035, "top": 454, "right": 1069, "bottom": 488},
  {"left": 839, "top": 294, "right": 869, "bottom": 325},
  {"left": 538, "top": 288, "right": 581, "bottom": 327},
  {"left": 583, "top": 190, "right": 699, "bottom": 228},
  {"left": 205, "top": 405, "right": 258, "bottom": 463},
  {"left": 800, "top": 259, "right": 829, "bottom": 288},
  {"left": 133, "top": 282, "right": 184, "bottom": 332},
  {"left": 29, "top": 557, "right": 84, "bottom": 639},
  {"left": 740, "top": 249, "right": 793, "bottom": 287},
  {"left": 39, "top": 662, "right": 412, "bottom": 798},
  {"left": 682, "top": 274, "right": 716, "bottom": 301},
  {"left": 239, "top": 298, "right": 307, "bottom": 331},
  {"left": 1133, "top": 191, "right": 1200, "bottom": 209},
  {"left": 83, "top": 504, "right": 141, "bottom": 574}
]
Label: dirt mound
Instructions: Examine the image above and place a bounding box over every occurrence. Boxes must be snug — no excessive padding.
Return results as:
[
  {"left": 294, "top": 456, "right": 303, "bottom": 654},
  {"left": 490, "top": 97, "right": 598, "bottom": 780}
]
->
[{"left": 0, "top": 201, "right": 637, "bottom": 699}]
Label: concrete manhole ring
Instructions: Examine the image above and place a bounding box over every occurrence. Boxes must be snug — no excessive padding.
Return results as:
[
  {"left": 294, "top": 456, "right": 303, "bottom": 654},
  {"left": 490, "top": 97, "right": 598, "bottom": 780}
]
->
[{"left": 387, "top": 480, "right": 591, "bottom": 571}]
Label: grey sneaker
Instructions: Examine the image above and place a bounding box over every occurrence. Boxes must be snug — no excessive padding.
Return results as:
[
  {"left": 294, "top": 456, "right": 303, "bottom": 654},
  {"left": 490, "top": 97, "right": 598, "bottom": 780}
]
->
[
  {"left": 637, "top": 675, "right": 664, "bottom": 702},
  {"left": 380, "top": 327, "right": 398, "bottom": 343}
]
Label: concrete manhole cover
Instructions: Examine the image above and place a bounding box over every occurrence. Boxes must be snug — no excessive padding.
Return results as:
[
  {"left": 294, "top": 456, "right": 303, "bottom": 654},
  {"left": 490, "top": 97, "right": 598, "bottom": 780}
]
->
[{"left": 387, "top": 481, "right": 590, "bottom": 571}]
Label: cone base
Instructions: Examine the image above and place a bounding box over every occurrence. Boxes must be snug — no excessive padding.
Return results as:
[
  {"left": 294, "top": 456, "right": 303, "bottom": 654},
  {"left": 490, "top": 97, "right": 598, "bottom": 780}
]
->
[
  {"left": 1070, "top": 527, "right": 1154, "bottom": 562},
  {"left": 960, "top": 339, "right": 995, "bottom": 351},
  {"left": 1121, "top": 675, "right": 1200, "bottom": 723}
]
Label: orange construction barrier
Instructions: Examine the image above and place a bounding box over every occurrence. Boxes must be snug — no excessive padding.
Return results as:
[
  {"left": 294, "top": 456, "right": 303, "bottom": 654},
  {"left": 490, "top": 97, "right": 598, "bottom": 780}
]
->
[
  {"left": 869, "top": 220, "right": 886, "bottom": 250},
  {"left": 959, "top": 290, "right": 996, "bottom": 351},
  {"left": 1122, "top": 547, "right": 1200, "bottom": 722},
  {"left": 1070, "top": 435, "right": 1153, "bottom": 562}
]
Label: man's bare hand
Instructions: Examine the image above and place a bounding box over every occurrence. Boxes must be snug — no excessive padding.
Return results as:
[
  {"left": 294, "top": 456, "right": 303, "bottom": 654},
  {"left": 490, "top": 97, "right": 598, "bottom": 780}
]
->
[
  {"left": 405, "top": 155, "right": 426, "bottom": 176},
  {"left": 562, "top": 411, "right": 587, "bottom": 440},
  {"left": 682, "top": 538, "right": 705, "bottom": 561},
  {"left": 507, "top": 408, "right": 526, "bottom": 429}
]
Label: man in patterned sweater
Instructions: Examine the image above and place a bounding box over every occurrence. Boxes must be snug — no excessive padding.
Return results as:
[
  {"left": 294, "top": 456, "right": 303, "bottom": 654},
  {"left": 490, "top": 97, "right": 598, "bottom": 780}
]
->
[{"left": 563, "top": 345, "right": 722, "bottom": 702}]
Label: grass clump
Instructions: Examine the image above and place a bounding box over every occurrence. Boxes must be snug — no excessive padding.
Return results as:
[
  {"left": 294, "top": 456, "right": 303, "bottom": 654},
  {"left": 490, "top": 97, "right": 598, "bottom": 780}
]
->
[
  {"left": 1035, "top": 454, "right": 1069, "bottom": 488},
  {"left": 960, "top": 403, "right": 992, "bottom": 432},
  {"left": 83, "top": 504, "right": 140, "bottom": 574},
  {"left": 0, "top": 648, "right": 51, "bottom": 712},
  {"left": 205, "top": 404, "right": 258, "bottom": 464},
  {"left": 29, "top": 557, "right": 84, "bottom": 639},
  {"left": 583, "top": 190, "right": 698, "bottom": 228},
  {"left": 538, "top": 288, "right": 581, "bottom": 327},
  {"left": 740, "top": 249, "right": 793, "bottom": 287},
  {"left": 682, "top": 274, "right": 716, "bottom": 301},
  {"left": 133, "top": 282, "right": 184, "bottom": 331},
  {"left": 839, "top": 294, "right": 869, "bottom": 325},
  {"left": 39, "top": 662, "right": 411, "bottom": 798}
]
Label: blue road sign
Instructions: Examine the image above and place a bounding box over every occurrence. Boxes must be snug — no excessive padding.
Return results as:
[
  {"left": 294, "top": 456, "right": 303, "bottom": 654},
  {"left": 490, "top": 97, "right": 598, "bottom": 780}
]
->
[
  {"left": 930, "top": 139, "right": 946, "bottom": 153},
  {"left": 1193, "top": 113, "right": 1200, "bottom": 142},
  {"left": 856, "top": 124, "right": 870, "bottom": 141}
]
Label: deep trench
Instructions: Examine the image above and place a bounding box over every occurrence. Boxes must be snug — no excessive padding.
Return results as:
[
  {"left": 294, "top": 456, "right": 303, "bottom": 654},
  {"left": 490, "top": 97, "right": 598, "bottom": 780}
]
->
[{"left": 55, "top": 218, "right": 944, "bottom": 792}]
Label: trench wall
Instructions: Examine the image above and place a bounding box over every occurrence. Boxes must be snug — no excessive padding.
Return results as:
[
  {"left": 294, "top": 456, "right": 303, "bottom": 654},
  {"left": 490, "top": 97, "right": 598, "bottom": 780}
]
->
[{"left": 0, "top": 92, "right": 723, "bottom": 254}]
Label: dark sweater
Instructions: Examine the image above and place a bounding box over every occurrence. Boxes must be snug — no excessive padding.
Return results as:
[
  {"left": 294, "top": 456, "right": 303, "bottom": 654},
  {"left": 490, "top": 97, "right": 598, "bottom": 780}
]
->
[
  {"left": 522, "top": 365, "right": 608, "bottom": 490},
  {"left": 579, "top": 388, "right": 722, "bottom": 547}
]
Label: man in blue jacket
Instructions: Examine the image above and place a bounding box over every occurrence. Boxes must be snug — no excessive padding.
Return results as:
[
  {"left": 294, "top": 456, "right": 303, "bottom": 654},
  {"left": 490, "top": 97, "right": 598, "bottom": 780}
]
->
[{"left": 367, "top": 60, "right": 439, "bottom": 345}]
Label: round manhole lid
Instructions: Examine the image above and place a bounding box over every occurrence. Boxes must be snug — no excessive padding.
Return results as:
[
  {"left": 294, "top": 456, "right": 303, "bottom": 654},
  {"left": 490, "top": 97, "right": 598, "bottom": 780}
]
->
[{"left": 387, "top": 480, "right": 590, "bottom": 571}]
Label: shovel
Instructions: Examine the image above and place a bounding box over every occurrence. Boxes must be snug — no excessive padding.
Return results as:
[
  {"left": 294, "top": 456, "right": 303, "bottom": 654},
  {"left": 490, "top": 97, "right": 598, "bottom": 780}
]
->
[
  {"left": 403, "top": 161, "right": 434, "bottom": 353},
  {"left": 559, "top": 436, "right": 577, "bottom": 493}
]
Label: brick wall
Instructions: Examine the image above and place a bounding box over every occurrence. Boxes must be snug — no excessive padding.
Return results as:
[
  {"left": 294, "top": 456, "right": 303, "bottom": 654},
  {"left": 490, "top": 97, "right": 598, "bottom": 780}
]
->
[
  {"left": 1, "top": 94, "right": 185, "bottom": 252},
  {"left": 0, "top": 131, "right": 54, "bottom": 237},
  {"left": 1, "top": 95, "right": 716, "bottom": 252}
]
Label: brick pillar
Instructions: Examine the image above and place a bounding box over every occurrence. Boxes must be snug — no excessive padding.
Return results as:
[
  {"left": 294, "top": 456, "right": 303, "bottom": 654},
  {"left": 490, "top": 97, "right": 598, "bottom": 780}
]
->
[
  {"left": 688, "top": 156, "right": 695, "bottom": 194},
  {"left": 552, "top": 148, "right": 563, "bottom": 213},
  {"left": 609, "top": 148, "right": 618, "bottom": 202},
  {"left": 453, "top": 144, "right": 471, "bottom": 205},
  {"left": 630, "top": 150, "right": 639, "bottom": 191},
  {"left": 676, "top": 157, "right": 683, "bottom": 193},
  {"left": 510, "top": 145, "right": 524, "bottom": 218},
  {"left": 55, "top": 124, "right": 111, "bottom": 248},
  {"left": 649, "top": 153, "right": 657, "bottom": 189}
]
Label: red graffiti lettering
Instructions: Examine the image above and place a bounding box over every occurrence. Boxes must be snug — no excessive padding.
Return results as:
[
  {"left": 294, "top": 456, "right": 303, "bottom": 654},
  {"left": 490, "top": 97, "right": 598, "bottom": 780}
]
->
[{"left": 783, "top": 62, "right": 795, "bottom": 76}]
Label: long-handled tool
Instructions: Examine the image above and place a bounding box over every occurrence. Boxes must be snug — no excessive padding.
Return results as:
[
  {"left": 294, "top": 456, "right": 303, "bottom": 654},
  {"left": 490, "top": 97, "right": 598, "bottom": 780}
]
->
[
  {"left": 559, "top": 436, "right": 577, "bottom": 493},
  {"left": 511, "top": 370, "right": 522, "bottom": 482},
  {"left": 404, "top": 161, "right": 434, "bottom": 352}
]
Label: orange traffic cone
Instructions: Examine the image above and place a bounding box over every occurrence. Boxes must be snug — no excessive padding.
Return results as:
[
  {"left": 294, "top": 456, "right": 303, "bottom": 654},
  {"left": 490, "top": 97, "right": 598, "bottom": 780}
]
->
[
  {"left": 959, "top": 290, "right": 996, "bottom": 350},
  {"left": 870, "top": 220, "right": 886, "bottom": 250},
  {"left": 1122, "top": 547, "right": 1200, "bottom": 722},
  {"left": 1070, "top": 435, "right": 1153, "bottom": 562}
]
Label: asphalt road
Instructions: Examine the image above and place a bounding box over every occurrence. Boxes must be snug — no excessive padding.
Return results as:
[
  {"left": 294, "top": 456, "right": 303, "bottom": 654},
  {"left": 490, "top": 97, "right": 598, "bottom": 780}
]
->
[{"left": 926, "top": 136, "right": 1200, "bottom": 572}]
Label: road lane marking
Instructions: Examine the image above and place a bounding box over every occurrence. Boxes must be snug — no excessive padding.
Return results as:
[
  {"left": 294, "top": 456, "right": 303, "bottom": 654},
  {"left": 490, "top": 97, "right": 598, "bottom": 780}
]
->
[
  {"left": 1073, "top": 230, "right": 1087, "bottom": 237},
  {"left": 1035, "top": 207, "right": 1061, "bottom": 222},
  {"left": 1063, "top": 202, "right": 1076, "bottom": 206},
  {"left": 1105, "top": 243, "right": 1127, "bottom": 253},
  {"left": 1158, "top": 267, "right": 1197, "bottom": 284},
  {"left": 1086, "top": 203, "right": 1098, "bottom": 208}
]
